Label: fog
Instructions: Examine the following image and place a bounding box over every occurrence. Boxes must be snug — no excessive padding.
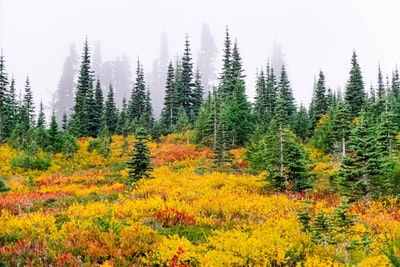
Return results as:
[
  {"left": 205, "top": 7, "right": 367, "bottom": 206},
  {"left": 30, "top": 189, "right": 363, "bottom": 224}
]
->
[{"left": 1, "top": 0, "right": 400, "bottom": 116}]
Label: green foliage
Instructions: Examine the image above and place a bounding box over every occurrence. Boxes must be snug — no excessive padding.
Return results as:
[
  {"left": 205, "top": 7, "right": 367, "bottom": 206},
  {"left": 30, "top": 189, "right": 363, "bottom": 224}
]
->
[
  {"left": 381, "top": 238, "right": 400, "bottom": 267},
  {"left": 0, "top": 178, "right": 11, "bottom": 192},
  {"left": 127, "top": 128, "right": 154, "bottom": 187},
  {"left": 11, "top": 154, "right": 51, "bottom": 171},
  {"left": 344, "top": 51, "right": 365, "bottom": 118}
]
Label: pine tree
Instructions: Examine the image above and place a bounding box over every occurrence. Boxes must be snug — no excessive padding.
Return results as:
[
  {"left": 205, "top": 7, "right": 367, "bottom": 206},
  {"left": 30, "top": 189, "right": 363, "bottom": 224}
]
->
[
  {"left": 140, "top": 89, "right": 154, "bottom": 130},
  {"left": 71, "top": 38, "right": 94, "bottom": 137},
  {"left": 93, "top": 78, "right": 104, "bottom": 135},
  {"left": 3, "top": 78, "right": 18, "bottom": 139},
  {"left": 86, "top": 79, "right": 98, "bottom": 137},
  {"left": 276, "top": 64, "right": 297, "bottom": 129},
  {"left": 47, "top": 112, "right": 60, "bottom": 154},
  {"left": 127, "top": 128, "right": 153, "bottom": 187},
  {"left": 105, "top": 83, "right": 118, "bottom": 134},
  {"left": 344, "top": 51, "right": 365, "bottom": 118},
  {"left": 311, "top": 210, "right": 334, "bottom": 248}
]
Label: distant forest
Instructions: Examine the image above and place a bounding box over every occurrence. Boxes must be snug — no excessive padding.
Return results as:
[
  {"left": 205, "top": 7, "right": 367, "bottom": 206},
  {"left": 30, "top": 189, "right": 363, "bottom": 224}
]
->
[{"left": 1, "top": 27, "right": 400, "bottom": 201}]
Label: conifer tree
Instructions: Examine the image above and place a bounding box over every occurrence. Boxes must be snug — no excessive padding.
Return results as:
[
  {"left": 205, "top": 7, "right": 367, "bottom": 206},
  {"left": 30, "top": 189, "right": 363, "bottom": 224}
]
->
[
  {"left": 293, "top": 104, "right": 311, "bottom": 141},
  {"left": 193, "top": 92, "right": 215, "bottom": 147},
  {"left": 178, "top": 34, "right": 195, "bottom": 119},
  {"left": 331, "top": 101, "right": 353, "bottom": 158},
  {"left": 116, "top": 97, "right": 129, "bottom": 136},
  {"left": 127, "top": 128, "right": 153, "bottom": 187},
  {"left": 312, "top": 210, "right": 333, "bottom": 248},
  {"left": 20, "top": 76, "right": 36, "bottom": 131},
  {"left": 140, "top": 89, "right": 154, "bottom": 130},
  {"left": 0, "top": 50, "right": 9, "bottom": 142},
  {"left": 218, "top": 27, "right": 234, "bottom": 99},
  {"left": 336, "top": 110, "right": 388, "bottom": 200},
  {"left": 344, "top": 51, "right": 365, "bottom": 118},
  {"left": 160, "top": 61, "right": 178, "bottom": 131},
  {"left": 128, "top": 60, "right": 147, "bottom": 122},
  {"left": 3, "top": 78, "right": 18, "bottom": 139},
  {"left": 197, "top": 23, "right": 217, "bottom": 90},
  {"left": 192, "top": 69, "right": 204, "bottom": 122},
  {"left": 47, "top": 112, "right": 61, "bottom": 154},
  {"left": 254, "top": 68, "right": 268, "bottom": 126},
  {"left": 93, "top": 78, "right": 105, "bottom": 134},
  {"left": 277, "top": 64, "right": 297, "bottom": 129},
  {"left": 71, "top": 38, "right": 94, "bottom": 137},
  {"left": 310, "top": 70, "right": 328, "bottom": 128},
  {"left": 35, "top": 101, "right": 48, "bottom": 150},
  {"left": 105, "top": 83, "right": 118, "bottom": 134}
]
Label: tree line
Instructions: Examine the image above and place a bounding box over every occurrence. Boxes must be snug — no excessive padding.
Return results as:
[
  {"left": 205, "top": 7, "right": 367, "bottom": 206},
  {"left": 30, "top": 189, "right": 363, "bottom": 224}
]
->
[{"left": 1, "top": 28, "right": 400, "bottom": 200}]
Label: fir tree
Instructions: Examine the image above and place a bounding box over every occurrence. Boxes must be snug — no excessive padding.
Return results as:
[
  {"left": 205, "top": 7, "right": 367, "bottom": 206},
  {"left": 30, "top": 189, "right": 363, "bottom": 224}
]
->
[
  {"left": 0, "top": 50, "right": 9, "bottom": 142},
  {"left": 310, "top": 70, "right": 328, "bottom": 128},
  {"left": 178, "top": 34, "right": 195, "bottom": 119},
  {"left": 192, "top": 69, "right": 204, "bottom": 122},
  {"left": 93, "top": 78, "right": 105, "bottom": 134},
  {"left": 218, "top": 27, "right": 234, "bottom": 99},
  {"left": 71, "top": 38, "right": 94, "bottom": 137},
  {"left": 311, "top": 210, "right": 334, "bottom": 248},
  {"left": 193, "top": 92, "right": 215, "bottom": 147},
  {"left": 197, "top": 23, "right": 217, "bottom": 90},
  {"left": 105, "top": 83, "right": 118, "bottom": 134},
  {"left": 344, "top": 51, "right": 365, "bottom": 118},
  {"left": 276, "top": 64, "right": 297, "bottom": 129},
  {"left": 127, "top": 128, "right": 153, "bottom": 187},
  {"left": 160, "top": 61, "right": 178, "bottom": 131},
  {"left": 331, "top": 101, "right": 353, "bottom": 158},
  {"left": 293, "top": 104, "right": 311, "bottom": 141},
  {"left": 3, "top": 78, "right": 18, "bottom": 139},
  {"left": 116, "top": 97, "right": 129, "bottom": 136},
  {"left": 35, "top": 101, "right": 48, "bottom": 150},
  {"left": 128, "top": 60, "right": 147, "bottom": 122}
]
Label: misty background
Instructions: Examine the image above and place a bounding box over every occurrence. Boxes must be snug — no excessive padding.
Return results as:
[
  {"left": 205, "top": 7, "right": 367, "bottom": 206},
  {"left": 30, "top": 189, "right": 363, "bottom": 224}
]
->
[{"left": 1, "top": 0, "right": 400, "bottom": 119}]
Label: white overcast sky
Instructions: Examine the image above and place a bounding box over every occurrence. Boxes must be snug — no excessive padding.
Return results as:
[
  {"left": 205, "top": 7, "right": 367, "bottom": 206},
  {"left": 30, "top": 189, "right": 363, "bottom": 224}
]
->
[{"left": 1, "top": 0, "right": 400, "bottom": 111}]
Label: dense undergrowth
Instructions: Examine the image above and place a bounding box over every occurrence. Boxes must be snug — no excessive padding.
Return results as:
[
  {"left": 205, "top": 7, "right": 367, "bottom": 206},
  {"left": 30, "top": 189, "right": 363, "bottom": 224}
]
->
[{"left": 0, "top": 133, "right": 399, "bottom": 266}]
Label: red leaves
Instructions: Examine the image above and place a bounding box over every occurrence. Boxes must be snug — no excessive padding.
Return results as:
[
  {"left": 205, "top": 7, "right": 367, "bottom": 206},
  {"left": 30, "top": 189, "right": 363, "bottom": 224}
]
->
[{"left": 155, "top": 207, "right": 196, "bottom": 227}]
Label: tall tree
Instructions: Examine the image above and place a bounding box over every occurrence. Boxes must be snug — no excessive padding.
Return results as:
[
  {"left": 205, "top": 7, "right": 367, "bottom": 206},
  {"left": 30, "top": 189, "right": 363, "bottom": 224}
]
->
[
  {"left": 178, "top": 34, "right": 195, "bottom": 120},
  {"left": 71, "top": 38, "right": 94, "bottom": 137},
  {"left": 20, "top": 76, "right": 36, "bottom": 130},
  {"left": 35, "top": 101, "right": 48, "bottom": 150},
  {"left": 192, "top": 69, "right": 204, "bottom": 122},
  {"left": 0, "top": 50, "right": 9, "bottom": 142},
  {"left": 218, "top": 27, "right": 233, "bottom": 99},
  {"left": 276, "top": 64, "right": 297, "bottom": 129},
  {"left": 344, "top": 51, "right": 365, "bottom": 118},
  {"left": 331, "top": 101, "right": 353, "bottom": 158},
  {"left": 310, "top": 70, "right": 328, "bottom": 128},
  {"left": 105, "top": 83, "right": 118, "bottom": 134},
  {"left": 160, "top": 61, "right": 178, "bottom": 131},
  {"left": 128, "top": 60, "right": 146, "bottom": 122}
]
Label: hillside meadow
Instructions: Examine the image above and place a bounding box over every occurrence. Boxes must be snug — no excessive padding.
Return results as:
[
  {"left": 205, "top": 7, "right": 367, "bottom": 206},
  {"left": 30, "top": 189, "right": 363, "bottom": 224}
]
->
[{"left": 0, "top": 133, "right": 400, "bottom": 266}]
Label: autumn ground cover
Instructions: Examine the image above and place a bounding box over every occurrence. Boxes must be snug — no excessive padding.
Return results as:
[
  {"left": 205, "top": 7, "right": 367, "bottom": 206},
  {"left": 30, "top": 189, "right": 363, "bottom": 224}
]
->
[{"left": 0, "top": 134, "right": 400, "bottom": 266}]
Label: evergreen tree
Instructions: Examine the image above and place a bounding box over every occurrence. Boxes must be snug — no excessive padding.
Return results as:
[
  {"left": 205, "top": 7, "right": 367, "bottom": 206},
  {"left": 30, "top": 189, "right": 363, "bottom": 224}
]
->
[
  {"left": 309, "top": 113, "right": 334, "bottom": 154},
  {"left": 105, "top": 83, "right": 118, "bottom": 134},
  {"left": 3, "top": 78, "right": 18, "bottom": 139},
  {"left": 178, "top": 34, "right": 195, "bottom": 119},
  {"left": 218, "top": 27, "right": 234, "bottom": 99},
  {"left": 192, "top": 69, "right": 204, "bottom": 122},
  {"left": 35, "top": 101, "right": 49, "bottom": 150},
  {"left": 336, "top": 110, "right": 388, "bottom": 200},
  {"left": 20, "top": 76, "right": 36, "bottom": 130},
  {"left": 140, "top": 89, "right": 154, "bottom": 130},
  {"left": 0, "top": 50, "right": 9, "bottom": 142},
  {"left": 193, "top": 92, "right": 215, "bottom": 147},
  {"left": 224, "top": 79, "right": 254, "bottom": 146},
  {"left": 310, "top": 70, "right": 328, "bottom": 128},
  {"left": 93, "top": 78, "right": 105, "bottom": 134},
  {"left": 116, "top": 97, "right": 129, "bottom": 136},
  {"left": 46, "top": 112, "right": 61, "bottom": 154},
  {"left": 128, "top": 60, "right": 147, "bottom": 122},
  {"left": 332, "top": 198, "right": 359, "bottom": 263},
  {"left": 127, "top": 128, "right": 153, "bottom": 187},
  {"left": 86, "top": 79, "right": 98, "bottom": 137},
  {"left": 293, "top": 104, "right": 311, "bottom": 141},
  {"left": 71, "top": 38, "right": 94, "bottom": 137},
  {"left": 160, "top": 61, "right": 178, "bottom": 131},
  {"left": 331, "top": 101, "right": 353, "bottom": 158},
  {"left": 344, "top": 51, "right": 365, "bottom": 118},
  {"left": 276, "top": 64, "right": 297, "bottom": 129},
  {"left": 311, "top": 210, "right": 334, "bottom": 248},
  {"left": 254, "top": 68, "right": 268, "bottom": 127},
  {"left": 174, "top": 105, "right": 190, "bottom": 134}
]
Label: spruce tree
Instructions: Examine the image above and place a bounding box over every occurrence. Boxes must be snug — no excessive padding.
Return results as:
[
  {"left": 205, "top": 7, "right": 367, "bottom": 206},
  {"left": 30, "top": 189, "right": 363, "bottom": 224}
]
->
[
  {"left": 344, "top": 51, "right": 365, "bottom": 118},
  {"left": 127, "top": 128, "right": 153, "bottom": 187},
  {"left": 4, "top": 78, "right": 18, "bottom": 139},
  {"left": 311, "top": 210, "right": 333, "bottom": 248},
  {"left": 193, "top": 92, "right": 215, "bottom": 147},
  {"left": 293, "top": 104, "right": 311, "bottom": 141},
  {"left": 105, "top": 83, "right": 118, "bottom": 134},
  {"left": 178, "top": 34, "right": 195, "bottom": 119},
  {"left": 310, "top": 70, "right": 328, "bottom": 128},
  {"left": 192, "top": 69, "right": 204, "bottom": 123},
  {"left": 71, "top": 38, "right": 94, "bottom": 137},
  {"left": 218, "top": 27, "right": 234, "bottom": 99},
  {"left": 93, "top": 78, "right": 105, "bottom": 135},
  {"left": 35, "top": 101, "right": 49, "bottom": 150},
  {"left": 331, "top": 101, "right": 353, "bottom": 158},
  {"left": 277, "top": 64, "right": 297, "bottom": 129},
  {"left": 140, "top": 89, "right": 154, "bottom": 130},
  {"left": 0, "top": 50, "right": 9, "bottom": 142},
  {"left": 336, "top": 110, "right": 388, "bottom": 200},
  {"left": 128, "top": 60, "right": 147, "bottom": 122},
  {"left": 160, "top": 61, "right": 178, "bottom": 132}
]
